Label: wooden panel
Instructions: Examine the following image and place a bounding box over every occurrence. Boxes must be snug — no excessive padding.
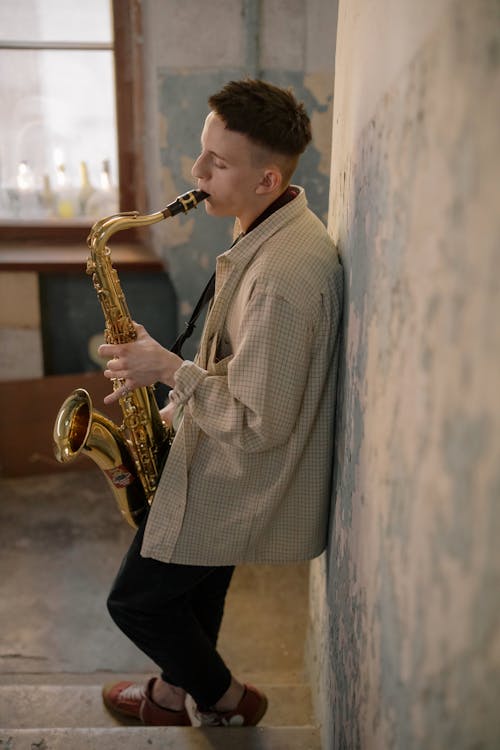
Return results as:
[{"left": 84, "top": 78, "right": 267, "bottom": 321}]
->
[
  {"left": 113, "top": 0, "right": 147, "bottom": 213},
  {"left": 0, "top": 242, "right": 164, "bottom": 273},
  {"left": 0, "top": 372, "right": 123, "bottom": 477},
  {"left": 0, "top": 272, "right": 40, "bottom": 326}
]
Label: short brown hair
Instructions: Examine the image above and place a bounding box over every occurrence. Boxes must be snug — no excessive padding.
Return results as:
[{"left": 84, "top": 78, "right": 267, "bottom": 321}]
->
[{"left": 208, "top": 79, "right": 312, "bottom": 158}]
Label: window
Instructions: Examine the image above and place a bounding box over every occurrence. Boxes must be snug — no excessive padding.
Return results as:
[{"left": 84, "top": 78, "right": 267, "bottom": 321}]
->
[{"left": 0, "top": 0, "right": 144, "bottom": 244}]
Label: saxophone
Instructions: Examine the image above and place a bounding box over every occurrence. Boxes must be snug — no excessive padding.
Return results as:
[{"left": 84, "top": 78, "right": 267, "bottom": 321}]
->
[{"left": 53, "top": 189, "right": 208, "bottom": 528}]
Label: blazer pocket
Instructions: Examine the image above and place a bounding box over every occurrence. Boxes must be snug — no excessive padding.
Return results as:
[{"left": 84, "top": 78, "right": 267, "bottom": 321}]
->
[
  {"left": 208, "top": 333, "right": 233, "bottom": 373},
  {"left": 209, "top": 353, "right": 233, "bottom": 376}
]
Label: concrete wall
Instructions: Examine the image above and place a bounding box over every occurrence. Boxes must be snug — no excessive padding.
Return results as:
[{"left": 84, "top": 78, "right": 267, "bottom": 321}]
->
[
  {"left": 309, "top": 0, "right": 500, "bottom": 748},
  {"left": 141, "top": 0, "right": 336, "bottom": 356}
]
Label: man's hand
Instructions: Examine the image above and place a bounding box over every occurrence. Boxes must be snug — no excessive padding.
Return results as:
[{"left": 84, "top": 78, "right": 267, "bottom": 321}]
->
[
  {"left": 98, "top": 322, "right": 183, "bottom": 405},
  {"left": 159, "top": 401, "right": 176, "bottom": 428}
]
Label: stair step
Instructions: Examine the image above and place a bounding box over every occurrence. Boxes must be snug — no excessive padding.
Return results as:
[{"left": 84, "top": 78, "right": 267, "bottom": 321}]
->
[
  {"left": 0, "top": 727, "right": 321, "bottom": 750},
  {"left": 0, "top": 683, "right": 314, "bottom": 729}
]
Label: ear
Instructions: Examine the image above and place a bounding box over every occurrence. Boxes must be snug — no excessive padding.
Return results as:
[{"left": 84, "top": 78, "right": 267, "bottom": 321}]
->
[{"left": 256, "top": 167, "right": 282, "bottom": 195}]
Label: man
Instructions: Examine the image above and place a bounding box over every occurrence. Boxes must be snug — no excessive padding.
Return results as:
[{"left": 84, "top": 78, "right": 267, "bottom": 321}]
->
[{"left": 98, "top": 79, "right": 343, "bottom": 728}]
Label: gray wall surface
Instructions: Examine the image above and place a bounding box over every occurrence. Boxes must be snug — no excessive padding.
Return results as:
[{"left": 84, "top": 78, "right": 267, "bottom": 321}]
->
[
  {"left": 141, "top": 0, "right": 336, "bottom": 356},
  {"left": 309, "top": 0, "right": 500, "bottom": 748}
]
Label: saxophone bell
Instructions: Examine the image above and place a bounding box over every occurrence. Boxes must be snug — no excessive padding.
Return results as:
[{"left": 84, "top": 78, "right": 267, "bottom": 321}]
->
[{"left": 54, "top": 388, "right": 148, "bottom": 528}]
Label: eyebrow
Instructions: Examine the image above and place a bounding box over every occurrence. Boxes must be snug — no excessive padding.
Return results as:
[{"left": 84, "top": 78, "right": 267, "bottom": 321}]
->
[
  {"left": 207, "top": 149, "right": 227, "bottom": 160},
  {"left": 199, "top": 126, "right": 232, "bottom": 163}
]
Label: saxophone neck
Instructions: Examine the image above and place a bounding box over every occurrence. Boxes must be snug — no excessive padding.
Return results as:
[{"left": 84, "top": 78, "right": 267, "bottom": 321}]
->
[
  {"left": 87, "top": 189, "right": 209, "bottom": 250},
  {"left": 88, "top": 209, "right": 164, "bottom": 251}
]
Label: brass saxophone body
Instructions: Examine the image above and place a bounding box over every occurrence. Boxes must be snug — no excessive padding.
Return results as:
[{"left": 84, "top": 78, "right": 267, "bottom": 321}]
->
[{"left": 53, "top": 189, "right": 208, "bottom": 528}]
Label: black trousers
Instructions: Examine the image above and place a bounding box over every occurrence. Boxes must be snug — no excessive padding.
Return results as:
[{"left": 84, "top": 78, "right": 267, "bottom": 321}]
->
[{"left": 107, "top": 514, "right": 235, "bottom": 709}]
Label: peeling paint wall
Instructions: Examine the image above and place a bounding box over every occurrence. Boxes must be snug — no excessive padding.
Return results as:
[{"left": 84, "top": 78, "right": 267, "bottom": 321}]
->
[
  {"left": 141, "top": 0, "right": 336, "bottom": 356},
  {"left": 309, "top": 0, "right": 500, "bottom": 748}
]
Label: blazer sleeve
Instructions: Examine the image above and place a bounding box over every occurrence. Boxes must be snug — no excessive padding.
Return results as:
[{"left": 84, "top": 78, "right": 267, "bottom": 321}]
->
[{"left": 170, "top": 289, "right": 315, "bottom": 453}]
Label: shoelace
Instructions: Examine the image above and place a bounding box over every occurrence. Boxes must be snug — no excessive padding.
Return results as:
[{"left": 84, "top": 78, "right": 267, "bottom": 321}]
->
[
  {"left": 119, "top": 683, "right": 145, "bottom": 702},
  {"left": 197, "top": 711, "right": 222, "bottom": 726},
  {"left": 196, "top": 710, "right": 245, "bottom": 727}
]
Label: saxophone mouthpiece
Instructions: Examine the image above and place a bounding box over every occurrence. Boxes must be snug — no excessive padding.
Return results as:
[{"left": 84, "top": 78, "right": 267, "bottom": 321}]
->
[{"left": 162, "top": 189, "right": 209, "bottom": 218}]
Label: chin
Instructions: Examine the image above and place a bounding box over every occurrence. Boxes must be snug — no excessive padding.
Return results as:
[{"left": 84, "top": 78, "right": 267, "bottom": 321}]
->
[{"left": 204, "top": 199, "right": 223, "bottom": 217}]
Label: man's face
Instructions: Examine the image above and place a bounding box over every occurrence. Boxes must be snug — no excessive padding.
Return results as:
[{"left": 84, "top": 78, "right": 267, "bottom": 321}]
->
[{"left": 192, "top": 112, "right": 268, "bottom": 230}]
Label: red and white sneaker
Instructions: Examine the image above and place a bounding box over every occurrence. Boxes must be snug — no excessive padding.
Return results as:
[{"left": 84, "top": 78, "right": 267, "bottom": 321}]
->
[
  {"left": 196, "top": 684, "right": 268, "bottom": 727},
  {"left": 102, "top": 677, "right": 191, "bottom": 726}
]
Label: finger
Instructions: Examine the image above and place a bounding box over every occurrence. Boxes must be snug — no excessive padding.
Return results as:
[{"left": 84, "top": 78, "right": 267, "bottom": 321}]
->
[
  {"left": 105, "top": 355, "right": 127, "bottom": 369},
  {"left": 118, "top": 382, "right": 135, "bottom": 399},
  {"left": 103, "top": 382, "right": 132, "bottom": 405},
  {"left": 132, "top": 320, "right": 145, "bottom": 333},
  {"left": 98, "top": 343, "right": 119, "bottom": 357},
  {"left": 103, "top": 390, "right": 120, "bottom": 405},
  {"left": 104, "top": 366, "right": 130, "bottom": 380},
  {"left": 103, "top": 368, "right": 120, "bottom": 380}
]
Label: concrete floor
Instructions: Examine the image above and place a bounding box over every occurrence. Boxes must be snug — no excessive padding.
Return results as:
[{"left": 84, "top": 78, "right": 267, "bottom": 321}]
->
[{"left": 0, "top": 467, "right": 311, "bottom": 701}]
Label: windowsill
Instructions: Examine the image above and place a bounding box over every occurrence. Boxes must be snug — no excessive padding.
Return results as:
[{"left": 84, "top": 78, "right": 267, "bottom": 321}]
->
[{"left": 0, "top": 240, "right": 165, "bottom": 273}]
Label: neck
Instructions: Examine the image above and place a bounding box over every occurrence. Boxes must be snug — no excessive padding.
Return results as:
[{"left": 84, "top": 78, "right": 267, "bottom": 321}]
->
[
  {"left": 239, "top": 185, "right": 297, "bottom": 235},
  {"left": 238, "top": 195, "right": 280, "bottom": 233}
]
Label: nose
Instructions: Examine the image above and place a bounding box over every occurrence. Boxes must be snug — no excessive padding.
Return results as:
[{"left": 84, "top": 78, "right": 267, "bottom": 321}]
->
[{"left": 191, "top": 152, "right": 209, "bottom": 181}]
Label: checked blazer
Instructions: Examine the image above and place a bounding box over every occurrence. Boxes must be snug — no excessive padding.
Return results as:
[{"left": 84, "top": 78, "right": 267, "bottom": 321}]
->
[{"left": 142, "top": 187, "right": 344, "bottom": 565}]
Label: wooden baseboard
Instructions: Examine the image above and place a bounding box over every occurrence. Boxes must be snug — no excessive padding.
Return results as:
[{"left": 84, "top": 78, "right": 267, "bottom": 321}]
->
[{"left": 0, "top": 372, "right": 122, "bottom": 477}]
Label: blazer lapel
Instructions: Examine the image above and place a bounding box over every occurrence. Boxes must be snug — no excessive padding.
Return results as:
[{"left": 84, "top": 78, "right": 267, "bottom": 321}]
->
[{"left": 197, "top": 247, "right": 251, "bottom": 367}]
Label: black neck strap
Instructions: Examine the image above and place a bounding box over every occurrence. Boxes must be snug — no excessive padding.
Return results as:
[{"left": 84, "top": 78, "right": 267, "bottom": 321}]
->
[{"left": 170, "top": 271, "right": 216, "bottom": 355}]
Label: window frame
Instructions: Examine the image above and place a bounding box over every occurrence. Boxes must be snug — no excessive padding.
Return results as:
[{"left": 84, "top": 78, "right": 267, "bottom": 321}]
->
[{"left": 0, "top": 0, "right": 145, "bottom": 245}]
